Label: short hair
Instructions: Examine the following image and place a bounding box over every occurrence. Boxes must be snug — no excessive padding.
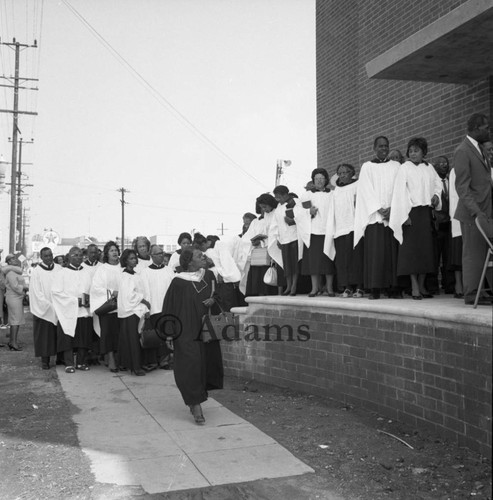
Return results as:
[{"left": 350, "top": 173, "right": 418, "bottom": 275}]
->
[
  {"left": 120, "top": 248, "right": 136, "bottom": 268},
  {"left": 310, "top": 168, "right": 329, "bottom": 186},
  {"left": 132, "top": 236, "right": 150, "bottom": 253},
  {"left": 150, "top": 244, "right": 162, "bottom": 254},
  {"left": 467, "top": 113, "right": 488, "bottom": 132},
  {"left": 69, "top": 246, "right": 80, "bottom": 256},
  {"left": 256, "top": 193, "right": 278, "bottom": 210},
  {"left": 103, "top": 241, "right": 120, "bottom": 263},
  {"left": 288, "top": 192, "right": 298, "bottom": 198},
  {"left": 87, "top": 243, "right": 98, "bottom": 251},
  {"left": 336, "top": 163, "right": 355, "bottom": 176},
  {"left": 373, "top": 135, "right": 389, "bottom": 148},
  {"left": 273, "top": 185, "right": 289, "bottom": 196},
  {"left": 193, "top": 232, "right": 207, "bottom": 248},
  {"left": 406, "top": 137, "right": 428, "bottom": 157},
  {"left": 40, "top": 247, "right": 51, "bottom": 256},
  {"left": 207, "top": 235, "right": 220, "bottom": 248},
  {"left": 243, "top": 212, "right": 256, "bottom": 221},
  {"left": 434, "top": 155, "right": 449, "bottom": 166},
  {"left": 5, "top": 254, "right": 15, "bottom": 264},
  {"left": 179, "top": 247, "right": 194, "bottom": 270},
  {"left": 177, "top": 232, "right": 192, "bottom": 245}
]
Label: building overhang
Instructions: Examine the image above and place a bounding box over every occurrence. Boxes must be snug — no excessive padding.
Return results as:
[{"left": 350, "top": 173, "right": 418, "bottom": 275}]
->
[{"left": 365, "top": 0, "right": 493, "bottom": 85}]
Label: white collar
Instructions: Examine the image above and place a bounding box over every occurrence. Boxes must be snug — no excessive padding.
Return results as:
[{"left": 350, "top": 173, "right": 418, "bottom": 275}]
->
[
  {"left": 174, "top": 268, "right": 206, "bottom": 282},
  {"left": 467, "top": 135, "right": 481, "bottom": 151}
]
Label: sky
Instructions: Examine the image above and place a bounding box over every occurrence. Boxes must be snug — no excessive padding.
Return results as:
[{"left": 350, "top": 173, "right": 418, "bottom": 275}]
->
[{"left": 0, "top": 0, "right": 316, "bottom": 251}]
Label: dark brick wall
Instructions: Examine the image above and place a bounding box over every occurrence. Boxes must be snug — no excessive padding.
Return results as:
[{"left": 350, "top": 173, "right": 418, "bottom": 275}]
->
[
  {"left": 316, "top": 0, "right": 492, "bottom": 173},
  {"left": 222, "top": 305, "right": 492, "bottom": 456}
]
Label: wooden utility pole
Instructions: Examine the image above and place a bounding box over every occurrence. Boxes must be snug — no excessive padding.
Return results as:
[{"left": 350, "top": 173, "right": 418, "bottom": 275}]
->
[
  {"left": 0, "top": 38, "right": 38, "bottom": 253},
  {"left": 117, "top": 188, "right": 129, "bottom": 250}
]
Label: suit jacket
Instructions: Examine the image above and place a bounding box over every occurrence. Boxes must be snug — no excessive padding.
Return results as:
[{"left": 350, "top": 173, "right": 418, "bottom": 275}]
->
[{"left": 453, "top": 137, "right": 492, "bottom": 223}]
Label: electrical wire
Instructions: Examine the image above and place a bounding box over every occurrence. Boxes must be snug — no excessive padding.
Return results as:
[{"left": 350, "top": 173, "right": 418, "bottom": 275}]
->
[{"left": 60, "top": 0, "right": 268, "bottom": 190}]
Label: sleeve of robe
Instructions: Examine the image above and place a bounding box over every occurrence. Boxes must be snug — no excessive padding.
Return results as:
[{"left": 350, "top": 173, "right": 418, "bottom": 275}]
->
[
  {"left": 51, "top": 270, "right": 79, "bottom": 338},
  {"left": 118, "top": 272, "right": 147, "bottom": 318},
  {"left": 389, "top": 163, "right": 412, "bottom": 244},
  {"left": 354, "top": 163, "right": 382, "bottom": 245},
  {"left": 295, "top": 192, "right": 313, "bottom": 249},
  {"left": 323, "top": 193, "right": 337, "bottom": 260},
  {"left": 29, "top": 268, "right": 57, "bottom": 325}
]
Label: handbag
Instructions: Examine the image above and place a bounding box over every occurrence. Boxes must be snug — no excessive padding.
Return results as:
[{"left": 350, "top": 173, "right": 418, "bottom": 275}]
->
[
  {"left": 263, "top": 263, "right": 278, "bottom": 286},
  {"left": 201, "top": 281, "right": 237, "bottom": 343},
  {"left": 140, "top": 317, "right": 168, "bottom": 350},
  {"left": 251, "top": 247, "right": 271, "bottom": 266},
  {"left": 94, "top": 290, "right": 117, "bottom": 316}
]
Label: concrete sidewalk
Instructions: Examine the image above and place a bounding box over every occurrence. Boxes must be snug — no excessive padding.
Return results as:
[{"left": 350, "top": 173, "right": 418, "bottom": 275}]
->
[{"left": 57, "top": 366, "right": 313, "bottom": 494}]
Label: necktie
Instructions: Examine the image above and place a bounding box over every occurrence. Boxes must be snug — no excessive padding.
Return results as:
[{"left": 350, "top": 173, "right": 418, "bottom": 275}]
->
[{"left": 442, "top": 178, "right": 448, "bottom": 199}]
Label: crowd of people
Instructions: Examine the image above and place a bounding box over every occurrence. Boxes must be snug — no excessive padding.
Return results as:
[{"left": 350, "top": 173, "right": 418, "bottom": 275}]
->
[{"left": 0, "top": 112, "right": 491, "bottom": 424}]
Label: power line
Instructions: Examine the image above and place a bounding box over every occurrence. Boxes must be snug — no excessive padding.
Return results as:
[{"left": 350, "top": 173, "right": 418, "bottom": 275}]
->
[{"left": 60, "top": 0, "right": 267, "bottom": 190}]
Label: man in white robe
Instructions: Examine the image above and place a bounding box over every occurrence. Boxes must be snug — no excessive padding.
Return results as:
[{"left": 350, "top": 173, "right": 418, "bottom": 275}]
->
[
  {"left": 51, "top": 247, "right": 93, "bottom": 372},
  {"left": 29, "top": 247, "right": 61, "bottom": 369},
  {"left": 81, "top": 243, "right": 102, "bottom": 279}
]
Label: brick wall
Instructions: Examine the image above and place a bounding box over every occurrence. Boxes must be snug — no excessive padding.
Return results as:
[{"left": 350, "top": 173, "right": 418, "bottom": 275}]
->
[
  {"left": 316, "top": 0, "right": 492, "bottom": 174},
  {"left": 222, "top": 303, "right": 492, "bottom": 456}
]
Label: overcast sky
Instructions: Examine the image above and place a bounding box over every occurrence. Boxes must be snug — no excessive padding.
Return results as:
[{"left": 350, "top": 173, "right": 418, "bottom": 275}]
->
[{"left": 0, "top": 0, "right": 316, "bottom": 249}]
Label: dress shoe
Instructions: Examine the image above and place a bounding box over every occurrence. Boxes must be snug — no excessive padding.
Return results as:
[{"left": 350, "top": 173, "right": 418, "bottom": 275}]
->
[
  {"left": 420, "top": 294, "right": 433, "bottom": 299},
  {"left": 190, "top": 404, "right": 205, "bottom": 425},
  {"left": 412, "top": 294, "right": 423, "bottom": 300},
  {"left": 7, "top": 343, "right": 22, "bottom": 351},
  {"left": 453, "top": 293, "right": 464, "bottom": 299}
]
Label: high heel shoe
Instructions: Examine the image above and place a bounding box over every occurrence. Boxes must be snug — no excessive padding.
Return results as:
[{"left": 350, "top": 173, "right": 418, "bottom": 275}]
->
[
  {"left": 189, "top": 404, "right": 205, "bottom": 425},
  {"left": 8, "top": 343, "right": 22, "bottom": 351},
  {"left": 131, "top": 369, "right": 146, "bottom": 376}
]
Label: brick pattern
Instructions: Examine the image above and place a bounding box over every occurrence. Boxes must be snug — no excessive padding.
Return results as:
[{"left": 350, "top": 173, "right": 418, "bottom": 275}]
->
[
  {"left": 316, "top": 0, "right": 492, "bottom": 174},
  {"left": 221, "top": 306, "right": 492, "bottom": 456}
]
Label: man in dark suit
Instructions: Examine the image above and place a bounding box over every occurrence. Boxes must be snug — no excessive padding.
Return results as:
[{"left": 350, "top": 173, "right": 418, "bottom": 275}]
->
[{"left": 454, "top": 113, "right": 492, "bottom": 305}]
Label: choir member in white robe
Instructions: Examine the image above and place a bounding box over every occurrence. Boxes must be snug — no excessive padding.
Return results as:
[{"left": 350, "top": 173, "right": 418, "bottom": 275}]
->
[
  {"left": 141, "top": 244, "right": 174, "bottom": 369},
  {"left": 205, "top": 238, "right": 242, "bottom": 310},
  {"left": 272, "top": 185, "right": 301, "bottom": 296},
  {"left": 245, "top": 194, "right": 283, "bottom": 297},
  {"left": 324, "top": 164, "right": 364, "bottom": 298},
  {"left": 168, "top": 232, "right": 193, "bottom": 272},
  {"left": 298, "top": 168, "right": 335, "bottom": 297},
  {"left": 81, "top": 244, "right": 102, "bottom": 278},
  {"left": 29, "top": 247, "right": 61, "bottom": 369},
  {"left": 90, "top": 241, "right": 122, "bottom": 372},
  {"left": 117, "top": 249, "right": 150, "bottom": 375},
  {"left": 51, "top": 247, "right": 93, "bottom": 372},
  {"left": 132, "top": 236, "right": 152, "bottom": 274},
  {"left": 389, "top": 138, "right": 442, "bottom": 299},
  {"left": 354, "top": 136, "right": 401, "bottom": 299}
]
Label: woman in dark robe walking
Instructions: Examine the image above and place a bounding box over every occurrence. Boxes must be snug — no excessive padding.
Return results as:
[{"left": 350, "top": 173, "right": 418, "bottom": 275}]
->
[{"left": 161, "top": 247, "right": 223, "bottom": 425}]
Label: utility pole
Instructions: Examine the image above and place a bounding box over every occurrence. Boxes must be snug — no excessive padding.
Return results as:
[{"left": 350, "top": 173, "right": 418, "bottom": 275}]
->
[
  {"left": 0, "top": 38, "right": 38, "bottom": 253},
  {"left": 22, "top": 206, "right": 30, "bottom": 255},
  {"left": 216, "top": 223, "right": 228, "bottom": 236},
  {"left": 117, "top": 188, "right": 129, "bottom": 250}
]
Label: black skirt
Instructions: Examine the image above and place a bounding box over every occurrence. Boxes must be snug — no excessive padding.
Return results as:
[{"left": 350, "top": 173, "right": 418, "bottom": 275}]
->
[
  {"left": 449, "top": 236, "right": 463, "bottom": 270},
  {"left": 301, "top": 234, "right": 335, "bottom": 275},
  {"left": 245, "top": 265, "right": 277, "bottom": 296},
  {"left": 363, "top": 223, "right": 399, "bottom": 289},
  {"left": 334, "top": 232, "right": 364, "bottom": 287},
  {"left": 57, "top": 317, "right": 93, "bottom": 352},
  {"left": 99, "top": 313, "right": 119, "bottom": 354},
  {"left": 397, "top": 206, "right": 436, "bottom": 276},
  {"left": 281, "top": 240, "right": 299, "bottom": 276},
  {"left": 118, "top": 315, "right": 143, "bottom": 371},
  {"left": 33, "top": 316, "right": 57, "bottom": 357}
]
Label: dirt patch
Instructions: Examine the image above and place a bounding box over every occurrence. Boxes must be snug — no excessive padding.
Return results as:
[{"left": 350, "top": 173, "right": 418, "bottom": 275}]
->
[{"left": 0, "top": 317, "right": 491, "bottom": 499}]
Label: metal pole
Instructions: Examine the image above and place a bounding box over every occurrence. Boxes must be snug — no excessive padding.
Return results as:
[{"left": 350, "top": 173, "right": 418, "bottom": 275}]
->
[{"left": 9, "top": 42, "right": 20, "bottom": 253}]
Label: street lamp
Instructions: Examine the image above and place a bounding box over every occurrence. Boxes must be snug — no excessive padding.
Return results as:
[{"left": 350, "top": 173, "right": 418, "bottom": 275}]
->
[{"left": 275, "top": 159, "right": 291, "bottom": 187}]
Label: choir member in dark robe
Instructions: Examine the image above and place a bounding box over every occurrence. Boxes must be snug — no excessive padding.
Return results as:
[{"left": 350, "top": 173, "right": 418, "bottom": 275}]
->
[
  {"left": 29, "top": 247, "right": 61, "bottom": 369},
  {"left": 162, "top": 247, "right": 223, "bottom": 425},
  {"left": 51, "top": 247, "right": 93, "bottom": 373}
]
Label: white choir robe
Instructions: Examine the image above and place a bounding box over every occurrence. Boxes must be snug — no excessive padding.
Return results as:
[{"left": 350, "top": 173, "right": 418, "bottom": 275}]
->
[
  {"left": 449, "top": 168, "right": 461, "bottom": 238},
  {"left": 81, "top": 260, "right": 102, "bottom": 280},
  {"left": 29, "top": 264, "right": 61, "bottom": 326},
  {"left": 389, "top": 161, "right": 442, "bottom": 244},
  {"left": 324, "top": 180, "right": 358, "bottom": 260},
  {"left": 353, "top": 159, "right": 401, "bottom": 245},
  {"left": 141, "top": 265, "right": 174, "bottom": 315},
  {"left": 90, "top": 263, "right": 123, "bottom": 336},
  {"left": 271, "top": 198, "right": 305, "bottom": 261},
  {"left": 205, "top": 241, "right": 241, "bottom": 283},
  {"left": 135, "top": 258, "right": 152, "bottom": 274},
  {"left": 117, "top": 271, "right": 148, "bottom": 320},
  {"left": 51, "top": 266, "right": 92, "bottom": 338},
  {"left": 168, "top": 251, "right": 181, "bottom": 272}
]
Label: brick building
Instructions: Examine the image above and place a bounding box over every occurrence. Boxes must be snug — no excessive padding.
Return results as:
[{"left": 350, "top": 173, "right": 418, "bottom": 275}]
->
[{"left": 316, "top": 0, "right": 493, "bottom": 173}]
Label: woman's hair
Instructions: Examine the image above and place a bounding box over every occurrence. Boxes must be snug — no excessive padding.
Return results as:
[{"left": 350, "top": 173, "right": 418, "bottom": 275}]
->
[
  {"left": 132, "top": 236, "right": 150, "bottom": 254},
  {"left": 243, "top": 212, "right": 257, "bottom": 221},
  {"left": 193, "top": 232, "right": 207, "bottom": 248},
  {"left": 103, "top": 240, "right": 120, "bottom": 263},
  {"left": 177, "top": 232, "right": 192, "bottom": 245},
  {"left": 406, "top": 137, "right": 428, "bottom": 157},
  {"left": 179, "top": 247, "right": 195, "bottom": 270},
  {"left": 310, "top": 168, "right": 329, "bottom": 186},
  {"left": 256, "top": 193, "right": 278, "bottom": 210},
  {"left": 273, "top": 185, "right": 289, "bottom": 196},
  {"left": 206, "top": 235, "right": 220, "bottom": 248},
  {"left": 120, "top": 249, "right": 136, "bottom": 268},
  {"left": 373, "top": 135, "right": 389, "bottom": 148},
  {"left": 336, "top": 163, "right": 355, "bottom": 176}
]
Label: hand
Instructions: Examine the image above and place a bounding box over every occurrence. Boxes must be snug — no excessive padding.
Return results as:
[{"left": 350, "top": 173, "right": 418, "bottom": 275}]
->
[
  {"left": 252, "top": 240, "right": 261, "bottom": 247},
  {"left": 309, "top": 206, "right": 318, "bottom": 217},
  {"left": 78, "top": 298, "right": 83, "bottom": 307},
  {"left": 144, "top": 311, "right": 150, "bottom": 319},
  {"left": 277, "top": 241, "right": 282, "bottom": 249},
  {"left": 203, "top": 298, "right": 215, "bottom": 308},
  {"left": 110, "top": 290, "right": 118, "bottom": 299},
  {"left": 165, "top": 338, "right": 174, "bottom": 351},
  {"left": 378, "top": 207, "right": 390, "bottom": 220},
  {"left": 217, "top": 274, "right": 224, "bottom": 284},
  {"left": 431, "top": 195, "right": 439, "bottom": 208}
]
